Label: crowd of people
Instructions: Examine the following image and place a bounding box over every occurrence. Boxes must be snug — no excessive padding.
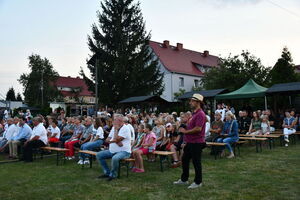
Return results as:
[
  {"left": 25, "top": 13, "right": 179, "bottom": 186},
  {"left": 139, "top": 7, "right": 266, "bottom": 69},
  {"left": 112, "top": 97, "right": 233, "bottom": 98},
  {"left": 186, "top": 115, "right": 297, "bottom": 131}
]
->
[{"left": 0, "top": 100, "right": 299, "bottom": 187}]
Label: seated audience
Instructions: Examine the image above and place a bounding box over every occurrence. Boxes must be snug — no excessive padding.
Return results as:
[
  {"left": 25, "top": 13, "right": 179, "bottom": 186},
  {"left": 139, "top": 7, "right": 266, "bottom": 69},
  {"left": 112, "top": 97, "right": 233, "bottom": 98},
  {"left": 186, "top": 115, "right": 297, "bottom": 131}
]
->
[
  {"left": 22, "top": 117, "right": 48, "bottom": 162},
  {"left": 282, "top": 111, "right": 296, "bottom": 147},
  {"left": 8, "top": 116, "right": 32, "bottom": 159},
  {"left": 132, "top": 124, "right": 145, "bottom": 151},
  {"left": 78, "top": 117, "right": 105, "bottom": 165},
  {"left": 238, "top": 111, "right": 251, "bottom": 134},
  {"left": 170, "top": 113, "right": 189, "bottom": 168},
  {"left": 261, "top": 115, "right": 270, "bottom": 135},
  {"left": 64, "top": 117, "right": 84, "bottom": 160},
  {"left": 132, "top": 124, "right": 156, "bottom": 173},
  {"left": 217, "top": 112, "right": 239, "bottom": 159},
  {"left": 96, "top": 114, "right": 131, "bottom": 181},
  {"left": 247, "top": 111, "right": 262, "bottom": 135},
  {"left": 0, "top": 117, "right": 19, "bottom": 152},
  {"left": 206, "top": 112, "right": 224, "bottom": 142},
  {"left": 47, "top": 119, "right": 61, "bottom": 145}
]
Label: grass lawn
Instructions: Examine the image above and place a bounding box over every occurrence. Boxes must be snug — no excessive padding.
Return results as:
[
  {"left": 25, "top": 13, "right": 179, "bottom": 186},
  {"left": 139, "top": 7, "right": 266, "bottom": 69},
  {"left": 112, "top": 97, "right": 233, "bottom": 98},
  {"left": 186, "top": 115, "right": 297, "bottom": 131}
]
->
[{"left": 0, "top": 142, "right": 299, "bottom": 200}]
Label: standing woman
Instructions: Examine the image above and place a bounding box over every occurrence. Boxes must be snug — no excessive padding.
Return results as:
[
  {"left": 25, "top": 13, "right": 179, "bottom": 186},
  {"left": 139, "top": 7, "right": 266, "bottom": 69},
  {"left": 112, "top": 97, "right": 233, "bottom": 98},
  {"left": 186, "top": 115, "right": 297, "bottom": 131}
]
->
[
  {"left": 217, "top": 112, "right": 239, "bottom": 159},
  {"left": 173, "top": 94, "right": 206, "bottom": 189}
]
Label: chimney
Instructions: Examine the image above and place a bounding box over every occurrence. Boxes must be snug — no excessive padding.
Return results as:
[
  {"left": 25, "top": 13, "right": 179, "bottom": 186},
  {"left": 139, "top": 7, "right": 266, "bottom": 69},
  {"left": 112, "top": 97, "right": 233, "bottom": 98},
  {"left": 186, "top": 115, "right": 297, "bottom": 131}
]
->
[
  {"left": 163, "top": 40, "right": 170, "bottom": 48},
  {"left": 176, "top": 43, "right": 183, "bottom": 51},
  {"left": 203, "top": 50, "right": 209, "bottom": 57}
]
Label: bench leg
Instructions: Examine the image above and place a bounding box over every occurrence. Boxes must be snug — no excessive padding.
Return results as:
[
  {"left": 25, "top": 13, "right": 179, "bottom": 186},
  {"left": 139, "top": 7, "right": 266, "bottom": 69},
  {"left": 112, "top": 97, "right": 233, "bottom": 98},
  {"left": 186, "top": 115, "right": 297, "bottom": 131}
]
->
[
  {"left": 255, "top": 141, "right": 258, "bottom": 153},
  {"left": 268, "top": 139, "right": 272, "bottom": 150},
  {"left": 90, "top": 156, "right": 93, "bottom": 168},
  {"left": 159, "top": 155, "right": 164, "bottom": 172},
  {"left": 118, "top": 161, "right": 121, "bottom": 178},
  {"left": 126, "top": 162, "right": 129, "bottom": 178},
  {"left": 260, "top": 141, "right": 262, "bottom": 152},
  {"left": 237, "top": 145, "right": 241, "bottom": 156}
]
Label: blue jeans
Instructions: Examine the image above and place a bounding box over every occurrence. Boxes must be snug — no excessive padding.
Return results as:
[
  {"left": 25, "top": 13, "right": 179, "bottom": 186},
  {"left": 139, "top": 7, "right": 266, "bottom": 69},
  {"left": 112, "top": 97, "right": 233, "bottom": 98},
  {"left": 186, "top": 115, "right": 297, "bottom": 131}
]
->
[
  {"left": 96, "top": 150, "right": 131, "bottom": 178},
  {"left": 217, "top": 137, "right": 238, "bottom": 153},
  {"left": 79, "top": 140, "right": 104, "bottom": 160}
]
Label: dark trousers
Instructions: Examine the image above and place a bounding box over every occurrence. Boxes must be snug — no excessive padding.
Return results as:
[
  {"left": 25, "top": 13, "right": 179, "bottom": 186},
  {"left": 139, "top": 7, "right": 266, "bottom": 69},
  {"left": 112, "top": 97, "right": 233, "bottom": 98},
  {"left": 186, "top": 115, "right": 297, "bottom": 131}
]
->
[
  {"left": 181, "top": 143, "right": 204, "bottom": 185},
  {"left": 23, "top": 140, "right": 45, "bottom": 162}
]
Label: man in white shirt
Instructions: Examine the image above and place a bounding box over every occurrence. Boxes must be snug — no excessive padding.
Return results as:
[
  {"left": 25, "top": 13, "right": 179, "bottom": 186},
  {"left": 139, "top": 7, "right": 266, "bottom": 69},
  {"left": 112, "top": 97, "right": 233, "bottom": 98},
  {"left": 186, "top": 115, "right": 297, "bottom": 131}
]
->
[
  {"left": 96, "top": 114, "right": 131, "bottom": 181},
  {"left": 22, "top": 117, "right": 48, "bottom": 162}
]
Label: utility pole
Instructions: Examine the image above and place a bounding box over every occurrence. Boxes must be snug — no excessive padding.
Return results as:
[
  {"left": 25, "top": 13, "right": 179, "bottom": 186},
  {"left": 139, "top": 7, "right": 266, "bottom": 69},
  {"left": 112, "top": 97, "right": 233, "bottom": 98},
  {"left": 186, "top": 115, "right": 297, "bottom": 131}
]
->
[
  {"left": 95, "top": 59, "right": 99, "bottom": 114},
  {"left": 41, "top": 69, "right": 44, "bottom": 107}
]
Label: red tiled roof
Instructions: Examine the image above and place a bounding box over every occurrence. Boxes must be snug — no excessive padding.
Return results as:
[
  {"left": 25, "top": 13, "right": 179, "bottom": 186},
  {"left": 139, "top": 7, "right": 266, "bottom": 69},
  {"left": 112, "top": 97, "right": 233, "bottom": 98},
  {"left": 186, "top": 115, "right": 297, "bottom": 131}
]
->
[
  {"left": 54, "top": 76, "right": 93, "bottom": 97},
  {"left": 149, "top": 41, "right": 219, "bottom": 76}
]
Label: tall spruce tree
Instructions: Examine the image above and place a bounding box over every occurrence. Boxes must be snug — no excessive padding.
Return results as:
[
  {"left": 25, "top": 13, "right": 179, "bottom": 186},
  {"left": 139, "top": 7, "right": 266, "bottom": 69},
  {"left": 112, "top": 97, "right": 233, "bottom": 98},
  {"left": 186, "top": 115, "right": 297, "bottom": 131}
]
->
[
  {"left": 81, "top": 0, "right": 164, "bottom": 105},
  {"left": 269, "top": 47, "right": 298, "bottom": 85},
  {"left": 6, "top": 87, "right": 16, "bottom": 101},
  {"left": 18, "top": 54, "right": 60, "bottom": 108}
]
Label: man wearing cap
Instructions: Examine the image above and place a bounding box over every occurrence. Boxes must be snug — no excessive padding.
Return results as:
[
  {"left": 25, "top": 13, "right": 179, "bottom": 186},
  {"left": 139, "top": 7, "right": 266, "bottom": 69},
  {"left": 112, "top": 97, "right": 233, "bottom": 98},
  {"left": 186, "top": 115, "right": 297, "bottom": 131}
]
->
[
  {"left": 22, "top": 117, "right": 48, "bottom": 162},
  {"left": 174, "top": 93, "right": 206, "bottom": 189}
]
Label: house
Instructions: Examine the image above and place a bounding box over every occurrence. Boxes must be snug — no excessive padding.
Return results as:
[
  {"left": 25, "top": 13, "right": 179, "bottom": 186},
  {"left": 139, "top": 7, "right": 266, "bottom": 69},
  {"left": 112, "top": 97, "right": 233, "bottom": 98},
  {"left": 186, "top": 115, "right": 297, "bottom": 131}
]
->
[
  {"left": 50, "top": 76, "right": 95, "bottom": 115},
  {"left": 149, "top": 40, "right": 220, "bottom": 102}
]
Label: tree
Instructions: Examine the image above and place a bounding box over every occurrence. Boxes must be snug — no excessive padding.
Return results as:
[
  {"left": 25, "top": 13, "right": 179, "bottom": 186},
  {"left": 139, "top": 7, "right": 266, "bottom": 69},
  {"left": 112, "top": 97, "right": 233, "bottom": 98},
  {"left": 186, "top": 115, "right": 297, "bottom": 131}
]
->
[
  {"left": 18, "top": 54, "right": 60, "bottom": 108},
  {"left": 16, "top": 93, "right": 23, "bottom": 101},
  {"left": 81, "top": 0, "right": 164, "bottom": 106},
  {"left": 6, "top": 87, "right": 16, "bottom": 101},
  {"left": 202, "top": 51, "right": 271, "bottom": 91},
  {"left": 269, "top": 47, "right": 298, "bottom": 85}
]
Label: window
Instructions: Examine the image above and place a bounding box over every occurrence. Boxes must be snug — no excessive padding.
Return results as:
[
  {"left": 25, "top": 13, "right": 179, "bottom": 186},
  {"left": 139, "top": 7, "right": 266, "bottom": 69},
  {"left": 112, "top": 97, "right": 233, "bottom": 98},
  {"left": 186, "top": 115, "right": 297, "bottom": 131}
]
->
[
  {"left": 194, "top": 80, "right": 199, "bottom": 88},
  {"left": 179, "top": 77, "right": 184, "bottom": 87}
]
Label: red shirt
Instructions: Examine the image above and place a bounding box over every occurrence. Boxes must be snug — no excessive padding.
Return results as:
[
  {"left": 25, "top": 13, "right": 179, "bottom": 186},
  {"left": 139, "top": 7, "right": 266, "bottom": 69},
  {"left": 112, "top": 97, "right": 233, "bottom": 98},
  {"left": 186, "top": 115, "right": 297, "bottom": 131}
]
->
[{"left": 184, "top": 109, "right": 206, "bottom": 143}]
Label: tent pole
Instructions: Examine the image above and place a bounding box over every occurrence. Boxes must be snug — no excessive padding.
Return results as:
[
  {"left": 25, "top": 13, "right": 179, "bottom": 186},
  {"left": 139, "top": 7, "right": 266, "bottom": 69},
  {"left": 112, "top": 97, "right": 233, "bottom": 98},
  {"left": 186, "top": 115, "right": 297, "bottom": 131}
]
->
[{"left": 264, "top": 96, "right": 268, "bottom": 110}]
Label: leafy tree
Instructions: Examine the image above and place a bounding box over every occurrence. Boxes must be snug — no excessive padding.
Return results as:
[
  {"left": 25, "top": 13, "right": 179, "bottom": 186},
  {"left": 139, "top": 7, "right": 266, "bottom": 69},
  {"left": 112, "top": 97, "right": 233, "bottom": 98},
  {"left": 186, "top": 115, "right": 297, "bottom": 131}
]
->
[
  {"left": 269, "top": 47, "right": 298, "bottom": 85},
  {"left": 16, "top": 93, "right": 23, "bottom": 101},
  {"left": 81, "top": 0, "right": 164, "bottom": 105},
  {"left": 174, "top": 89, "right": 186, "bottom": 100},
  {"left": 6, "top": 87, "right": 16, "bottom": 101},
  {"left": 202, "top": 51, "right": 270, "bottom": 91},
  {"left": 18, "top": 54, "right": 60, "bottom": 108}
]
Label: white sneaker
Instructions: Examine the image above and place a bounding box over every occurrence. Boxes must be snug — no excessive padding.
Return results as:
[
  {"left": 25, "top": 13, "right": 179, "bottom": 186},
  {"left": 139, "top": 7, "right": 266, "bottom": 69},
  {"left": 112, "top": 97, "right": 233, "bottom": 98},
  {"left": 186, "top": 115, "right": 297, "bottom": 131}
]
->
[
  {"left": 285, "top": 143, "right": 289, "bottom": 147},
  {"left": 188, "top": 182, "right": 202, "bottom": 189},
  {"left": 284, "top": 139, "right": 289, "bottom": 143},
  {"left": 77, "top": 160, "right": 84, "bottom": 165},
  {"left": 84, "top": 160, "right": 90, "bottom": 165},
  {"left": 69, "top": 156, "right": 75, "bottom": 160},
  {"left": 227, "top": 154, "right": 235, "bottom": 159},
  {"left": 173, "top": 179, "right": 189, "bottom": 185}
]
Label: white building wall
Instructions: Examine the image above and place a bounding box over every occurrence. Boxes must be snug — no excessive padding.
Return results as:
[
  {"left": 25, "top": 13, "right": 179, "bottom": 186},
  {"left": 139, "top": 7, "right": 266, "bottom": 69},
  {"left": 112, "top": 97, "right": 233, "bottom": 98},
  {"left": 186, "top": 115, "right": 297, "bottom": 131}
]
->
[
  {"left": 155, "top": 56, "right": 203, "bottom": 102},
  {"left": 171, "top": 73, "right": 202, "bottom": 101}
]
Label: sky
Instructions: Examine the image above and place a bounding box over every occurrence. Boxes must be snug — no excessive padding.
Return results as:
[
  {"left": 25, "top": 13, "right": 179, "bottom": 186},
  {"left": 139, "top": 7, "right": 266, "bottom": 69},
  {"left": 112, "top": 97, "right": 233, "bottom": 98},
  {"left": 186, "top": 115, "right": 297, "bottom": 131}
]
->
[{"left": 0, "top": 0, "right": 300, "bottom": 98}]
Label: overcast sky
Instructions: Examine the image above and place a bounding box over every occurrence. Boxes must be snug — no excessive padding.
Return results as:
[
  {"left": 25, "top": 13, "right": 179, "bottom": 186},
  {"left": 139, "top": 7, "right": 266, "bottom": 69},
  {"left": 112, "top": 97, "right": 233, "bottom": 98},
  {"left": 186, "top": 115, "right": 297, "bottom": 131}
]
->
[{"left": 0, "top": 0, "right": 299, "bottom": 98}]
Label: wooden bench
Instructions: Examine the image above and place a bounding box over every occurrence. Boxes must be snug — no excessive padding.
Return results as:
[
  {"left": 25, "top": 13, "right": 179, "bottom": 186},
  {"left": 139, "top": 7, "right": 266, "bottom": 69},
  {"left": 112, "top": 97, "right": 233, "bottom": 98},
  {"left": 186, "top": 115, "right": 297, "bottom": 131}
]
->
[
  {"left": 239, "top": 137, "right": 268, "bottom": 152},
  {"left": 78, "top": 150, "right": 135, "bottom": 178},
  {"left": 206, "top": 142, "right": 227, "bottom": 160},
  {"left": 153, "top": 151, "right": 175, "bottom": 172},
  {"left": 240, "top": 134, "right": 280, "bottom": 149},
  {"left": 41, "top": 147, "right": 69, "bottom": 166}
]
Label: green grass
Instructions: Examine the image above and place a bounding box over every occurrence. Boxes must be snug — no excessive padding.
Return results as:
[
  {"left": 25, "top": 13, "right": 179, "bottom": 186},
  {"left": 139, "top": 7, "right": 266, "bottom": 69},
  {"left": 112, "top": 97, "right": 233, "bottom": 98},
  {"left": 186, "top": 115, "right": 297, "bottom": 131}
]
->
[{"left": 0, "top": 142, "right": 299, "bottom": 200}]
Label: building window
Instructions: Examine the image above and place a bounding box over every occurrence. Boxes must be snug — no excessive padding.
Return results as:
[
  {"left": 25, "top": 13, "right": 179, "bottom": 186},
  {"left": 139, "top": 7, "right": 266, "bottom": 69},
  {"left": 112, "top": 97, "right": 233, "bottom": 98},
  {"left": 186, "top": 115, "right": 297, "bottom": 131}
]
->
[
  {"left": 194, "top": 80, "right": 199, "bottom": 88},
  {"left": 179, "top": 77, "right": 184, "bottom": 87}
]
